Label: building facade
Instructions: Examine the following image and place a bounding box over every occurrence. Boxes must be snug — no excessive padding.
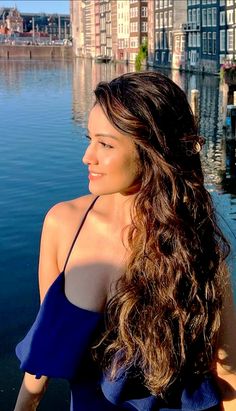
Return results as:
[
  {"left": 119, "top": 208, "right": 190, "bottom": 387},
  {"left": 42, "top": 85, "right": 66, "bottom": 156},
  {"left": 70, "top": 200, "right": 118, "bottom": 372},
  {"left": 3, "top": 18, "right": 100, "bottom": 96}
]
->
[
  {"left": 117, "top": 0, "right": 130, "bottom": 61},
  {"left": 0, "top": 7, "right": 70, "bottom": 40},
  {"left": 0, "top": 7, "right": 23, "bottom": 34},
  {"left": 184, "top": 0, "right": 220, "bottom": 73},
  {"left": 223, "top": 0, "right": 236, "bottom": 63},
  {"left": 129, "top": 0, "right": 148, "bottom": 63},
  {"left": 70, "top": 0, "right": 236, "bottom": 72},
  {"left": 152, "top": 0, "right": 186, "bottom": 69}
]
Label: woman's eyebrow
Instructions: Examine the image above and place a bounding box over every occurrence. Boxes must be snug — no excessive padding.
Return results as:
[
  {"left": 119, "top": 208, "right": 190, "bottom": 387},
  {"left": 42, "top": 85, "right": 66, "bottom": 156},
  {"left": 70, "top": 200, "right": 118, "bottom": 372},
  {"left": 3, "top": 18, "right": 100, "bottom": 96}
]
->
[{"left": 87, "top": 129, "right": 120, "bottom": 140}]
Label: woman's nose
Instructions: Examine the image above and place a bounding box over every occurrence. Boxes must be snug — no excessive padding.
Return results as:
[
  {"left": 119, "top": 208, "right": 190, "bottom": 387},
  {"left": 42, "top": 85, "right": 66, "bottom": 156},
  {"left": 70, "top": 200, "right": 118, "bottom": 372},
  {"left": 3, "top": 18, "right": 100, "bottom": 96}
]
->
[{"left": 82, "top": 144, "right": 98, "bottom": 165}]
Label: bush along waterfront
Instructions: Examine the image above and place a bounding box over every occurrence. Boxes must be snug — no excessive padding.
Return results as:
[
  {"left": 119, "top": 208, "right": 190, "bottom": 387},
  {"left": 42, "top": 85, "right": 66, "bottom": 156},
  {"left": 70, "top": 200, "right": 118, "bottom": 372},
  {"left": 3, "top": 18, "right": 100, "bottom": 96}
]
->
[{"left": 135, "top": 39, "right": 148, "bottom": 71}]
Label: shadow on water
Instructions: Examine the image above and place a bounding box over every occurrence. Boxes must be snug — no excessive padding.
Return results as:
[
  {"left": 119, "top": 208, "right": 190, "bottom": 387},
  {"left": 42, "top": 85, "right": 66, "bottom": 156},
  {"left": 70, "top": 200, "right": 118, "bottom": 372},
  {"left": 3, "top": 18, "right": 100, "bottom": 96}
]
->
[{"left": 0, "top": 59, "right": 235, "bottom": 410}]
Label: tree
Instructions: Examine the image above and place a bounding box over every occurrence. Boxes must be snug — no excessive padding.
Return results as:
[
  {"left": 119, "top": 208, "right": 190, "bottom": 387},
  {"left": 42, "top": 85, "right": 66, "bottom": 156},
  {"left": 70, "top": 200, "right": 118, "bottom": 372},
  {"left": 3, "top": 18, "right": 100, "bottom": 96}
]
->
[{"left": 135, "top": 38, "right": 148, "bottom": 71}]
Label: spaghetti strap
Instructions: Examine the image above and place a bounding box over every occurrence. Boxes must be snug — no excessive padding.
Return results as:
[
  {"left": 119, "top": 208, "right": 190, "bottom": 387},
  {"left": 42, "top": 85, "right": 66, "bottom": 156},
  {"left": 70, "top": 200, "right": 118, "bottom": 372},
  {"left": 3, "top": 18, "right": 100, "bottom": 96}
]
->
[{"left": 62, "top": 196, "right": 99, "bottom": 273}]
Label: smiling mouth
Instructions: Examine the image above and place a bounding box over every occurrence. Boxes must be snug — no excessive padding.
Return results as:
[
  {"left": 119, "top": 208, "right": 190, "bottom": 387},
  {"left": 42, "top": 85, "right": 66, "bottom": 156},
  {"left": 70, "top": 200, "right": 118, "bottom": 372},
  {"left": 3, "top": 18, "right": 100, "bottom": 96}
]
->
[{"left": 88, "top": 172, "right": 104, "bottom": 180}]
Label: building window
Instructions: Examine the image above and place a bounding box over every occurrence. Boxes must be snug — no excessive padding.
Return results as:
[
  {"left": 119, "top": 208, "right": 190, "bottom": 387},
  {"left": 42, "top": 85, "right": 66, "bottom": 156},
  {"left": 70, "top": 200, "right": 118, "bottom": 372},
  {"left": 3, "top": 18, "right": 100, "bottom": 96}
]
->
[
  {"left": 130, "top": 7, "right": 138, "bottom": 18},
  {"left": 141, "top": 6, "right": 147, "bottom": 17},
  {"left": 101, "top": 32, "right": 106, "bottom": 44},
  {"left": 202, "top": 9, "right": 207, "bottom": 27},
  {"left": 227, "top": 10, "right": 233, "bottom": 25},
  {"left": 164, "top": 0, "right": 168, "bottom": 7},
  {"left": 207, "top": 8, "right": 212, "bottom": 26},
  {"left": 155, "top": 13, "right": 159, "bottom": 28},
  {"left": 197, "top": 32, "right": 200, "bottom": 47},
  {"left": 176, "top": 35, "right": 180, "bottom": 51},
  {"left": 169, "top": 0, "right": 173, "bottom": 5},
  {"left": 188, "top": 9, "right": 192, "bottom": 23},
  {"left": 155, "top": 31, "right": 159, "bottom": 48},
  {"left": 169, "top": 10, "right": 172, "bottom": 27},
  {"left": 163, "top": 31, "right": 168, "bottom": 48},
  {"left": 189, "top": 33, "right": 192, "bottom": 47},
  {"left": 192, "top": 8, "right": 196, "bottom": 23},
  {"left": 213, "top": 31, "right": 216, "bottom": 54},
  {"left": 220, "top": 11, "right": 225, "bottom": 26},
  {"left": 192, "top": 32, "right": 197, "bottom": 47},
  {"left": 164, "top": 11, "right": 168, "bottom": 26},
  {"left": 180, "top": 35, "right": 185, "bottom": 52},
  {"left": 155, "top": 0, "right": 159, "bottom": 9},
  {"left": 226, "top": 0, "right": 233, "bottom": 6},
  {"left": 141, "top": 21, "right": 148, "bottom": 32},
  {"left": 159, "top": 31, "right": 163, "bottom": 49},
  {"left": 159, "top": 0, "right": 163, "bottom": 8},
  {"left": 130, "top": 37, "right": 139, "bottom": 48},
  {"left": 220, "top": 30, "right": 225, "bottom": 51},
  {"left": 130, "top": 22, "right": 138, "bottom": 32},
  {"left": 220, "top": 54, "right": 226, "bottom": 64},
  {"left": 208, "top": 32, "right": 212, "bottom": 54},
  {"left": 212, "top": 8, "right": 217, "bottom": 26},
  {"left": 197, "top": 8, "right": 200, "bottom": 24},
  {"left": 169, "top": 31, "right": 172, "bottom": 48},
  {"left": 160, "top": 12, "right": 163, "bottom": 28},
  {"left": 203, "top": 32, "right": 207, "bottom": 53},
  {"left": 227, "top": 29, "right": 233, "bottom": 51}
]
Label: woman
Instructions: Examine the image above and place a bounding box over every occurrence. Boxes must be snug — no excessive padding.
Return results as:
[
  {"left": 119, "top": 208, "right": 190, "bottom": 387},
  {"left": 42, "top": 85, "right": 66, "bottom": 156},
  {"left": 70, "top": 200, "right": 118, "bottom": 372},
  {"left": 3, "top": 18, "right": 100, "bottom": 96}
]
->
[{"left": 14, "top": 72, "right": 236, "bottom": 411}]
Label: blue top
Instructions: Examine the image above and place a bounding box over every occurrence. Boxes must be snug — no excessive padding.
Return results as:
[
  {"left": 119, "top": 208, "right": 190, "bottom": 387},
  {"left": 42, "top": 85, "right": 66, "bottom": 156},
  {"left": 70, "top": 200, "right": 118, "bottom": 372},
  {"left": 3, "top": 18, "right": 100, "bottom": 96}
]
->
[{"left": 16, "top": 197, "right": 221, "bottom": 411}]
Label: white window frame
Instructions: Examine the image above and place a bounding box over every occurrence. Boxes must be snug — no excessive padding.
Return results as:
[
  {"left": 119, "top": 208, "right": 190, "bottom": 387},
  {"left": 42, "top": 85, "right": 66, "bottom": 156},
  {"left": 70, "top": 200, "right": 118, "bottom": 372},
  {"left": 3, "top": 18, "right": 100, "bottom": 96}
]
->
[
  {"left": 207, "top": 8, "right": 212, "bottom": 26},
  {"left": 212, "top": 8, "right": 217, "bottom": 27},
  {"left": 220, "top": 11, "right": 225, "bottom": 26},
  {"left": 169, "top": 10, "right": 173, "bottom": 27},
  {"left": 227, "top": 29, "right": 233, "bottom": 51},
  {"left": 202, "top": 9, "right": 207, "bottom": 27},
  {"left": 212, "top": 31, "right": 216, "bottom": 54},
  {"left": 227, "top": 9, "right": 233, "bottom": 25},
  {"left": 202, "top": 32, "right": 207, "bottom": 53},
  {"left": 220, "top": 29, "right": 225, "bottom": 51}
]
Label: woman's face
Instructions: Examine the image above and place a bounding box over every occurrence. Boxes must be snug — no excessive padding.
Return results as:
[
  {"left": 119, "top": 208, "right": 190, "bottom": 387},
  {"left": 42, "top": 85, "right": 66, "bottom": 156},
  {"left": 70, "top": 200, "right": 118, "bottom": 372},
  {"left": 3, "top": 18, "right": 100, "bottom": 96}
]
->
[{"left": 83, "top": 104, "right": 141, "bottom": 196}]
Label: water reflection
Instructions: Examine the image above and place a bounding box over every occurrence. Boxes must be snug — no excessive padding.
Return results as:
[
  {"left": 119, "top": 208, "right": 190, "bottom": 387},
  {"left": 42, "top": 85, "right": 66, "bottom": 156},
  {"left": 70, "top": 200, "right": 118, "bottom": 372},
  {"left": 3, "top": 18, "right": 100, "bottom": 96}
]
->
[
  {"left": 72, "top": 58, "right": 135, "bottom": 126},
  {"left": 0, "top": 59, "right": 72, "bottom": 93}
]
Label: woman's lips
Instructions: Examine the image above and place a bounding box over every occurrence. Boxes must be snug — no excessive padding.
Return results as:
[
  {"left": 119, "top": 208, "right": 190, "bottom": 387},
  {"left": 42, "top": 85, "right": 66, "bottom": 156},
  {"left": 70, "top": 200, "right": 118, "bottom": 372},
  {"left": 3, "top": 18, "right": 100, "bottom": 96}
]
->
[{"left": 88, "top": 172, "right": 104, "bottom": 180}]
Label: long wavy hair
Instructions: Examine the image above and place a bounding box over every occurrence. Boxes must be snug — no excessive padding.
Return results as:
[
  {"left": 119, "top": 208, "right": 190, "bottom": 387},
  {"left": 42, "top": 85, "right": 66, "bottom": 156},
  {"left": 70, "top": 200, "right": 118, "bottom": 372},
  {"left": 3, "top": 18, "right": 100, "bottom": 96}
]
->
[{"left": 93, "top": 72, "right": 230, "bottom": 396}]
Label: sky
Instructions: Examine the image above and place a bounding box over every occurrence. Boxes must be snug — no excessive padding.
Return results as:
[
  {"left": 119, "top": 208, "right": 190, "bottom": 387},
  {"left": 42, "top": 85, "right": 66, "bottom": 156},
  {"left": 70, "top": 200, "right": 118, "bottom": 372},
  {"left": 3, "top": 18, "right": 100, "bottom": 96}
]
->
[{"left": 0, "top": 0, "right": 69, "bottom": 14}]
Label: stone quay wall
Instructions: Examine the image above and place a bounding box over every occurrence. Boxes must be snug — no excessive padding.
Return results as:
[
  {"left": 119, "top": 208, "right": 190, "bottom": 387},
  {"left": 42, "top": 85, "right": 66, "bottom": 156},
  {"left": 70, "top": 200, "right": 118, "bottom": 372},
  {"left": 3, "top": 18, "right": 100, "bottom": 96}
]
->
[{"left": 0, "top": 45, "right": 73, "bottom": 60}]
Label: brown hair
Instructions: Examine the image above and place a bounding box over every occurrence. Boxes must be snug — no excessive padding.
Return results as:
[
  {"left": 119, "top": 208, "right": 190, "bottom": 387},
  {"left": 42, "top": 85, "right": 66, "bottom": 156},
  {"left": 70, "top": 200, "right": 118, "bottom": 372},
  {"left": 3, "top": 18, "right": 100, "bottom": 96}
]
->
[{"left": 93, "top": 71, "right": 230, "bottom": 396}]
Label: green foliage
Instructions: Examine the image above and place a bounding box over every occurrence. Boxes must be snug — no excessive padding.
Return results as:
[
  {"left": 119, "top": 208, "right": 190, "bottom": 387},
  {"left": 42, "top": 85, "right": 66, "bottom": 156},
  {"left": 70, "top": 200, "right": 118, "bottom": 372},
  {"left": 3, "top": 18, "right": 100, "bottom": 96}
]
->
[{"left": 135, "top": 38, "right": 148, "bottom": 71}]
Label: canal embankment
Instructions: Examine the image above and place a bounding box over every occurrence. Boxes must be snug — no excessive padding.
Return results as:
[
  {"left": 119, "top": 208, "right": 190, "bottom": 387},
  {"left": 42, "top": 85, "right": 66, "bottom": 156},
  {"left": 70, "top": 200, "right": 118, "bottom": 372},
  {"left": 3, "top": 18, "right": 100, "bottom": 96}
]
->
[{"left": 0, "top": 44, "right": 73, "bottom": 59}]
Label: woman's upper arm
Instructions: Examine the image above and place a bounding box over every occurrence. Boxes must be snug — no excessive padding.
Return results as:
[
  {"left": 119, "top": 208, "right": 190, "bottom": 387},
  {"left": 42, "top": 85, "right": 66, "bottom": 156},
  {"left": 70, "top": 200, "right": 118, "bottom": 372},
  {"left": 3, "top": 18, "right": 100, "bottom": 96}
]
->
[
  {"left": 38, "top": 203, "right": 63, "bottom": 303},
  {"left": 217, "top": 279, "right": 236, "bottom": 375},
  {"left": 215, "top": 276, "right": 236, "bottom": 405}
]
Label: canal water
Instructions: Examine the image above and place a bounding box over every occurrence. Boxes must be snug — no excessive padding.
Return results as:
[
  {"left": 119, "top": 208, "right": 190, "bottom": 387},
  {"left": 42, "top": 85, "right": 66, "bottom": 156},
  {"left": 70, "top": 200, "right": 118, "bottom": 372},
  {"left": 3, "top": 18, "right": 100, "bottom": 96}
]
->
[{"left": 0, "top": 59, "right": 235, "bottom": 411}]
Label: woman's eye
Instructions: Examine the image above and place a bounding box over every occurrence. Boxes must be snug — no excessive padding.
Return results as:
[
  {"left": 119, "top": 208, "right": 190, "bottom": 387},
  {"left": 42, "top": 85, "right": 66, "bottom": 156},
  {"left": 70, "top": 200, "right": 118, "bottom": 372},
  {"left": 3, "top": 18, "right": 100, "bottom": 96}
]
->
[
  {"left": 85, "top": 134, "right": 91, "bottom": 143},
  {"left": 100, "top": 142, "right": 114, "bottom": 149}
]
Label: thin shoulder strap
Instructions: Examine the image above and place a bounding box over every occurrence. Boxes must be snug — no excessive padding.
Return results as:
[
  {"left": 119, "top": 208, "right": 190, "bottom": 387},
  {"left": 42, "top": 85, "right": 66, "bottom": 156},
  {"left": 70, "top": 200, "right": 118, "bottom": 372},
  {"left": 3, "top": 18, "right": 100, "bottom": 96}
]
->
[{"left": 62, "top": 196, "right": 99, "bottom": 273}]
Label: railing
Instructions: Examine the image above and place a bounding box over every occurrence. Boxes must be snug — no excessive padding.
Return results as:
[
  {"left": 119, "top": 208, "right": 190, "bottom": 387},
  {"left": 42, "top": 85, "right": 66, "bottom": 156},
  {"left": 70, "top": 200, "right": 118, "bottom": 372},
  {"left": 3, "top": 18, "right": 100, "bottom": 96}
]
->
[{"left": 182, "top": 23, "right": 200, "bottom": 31}]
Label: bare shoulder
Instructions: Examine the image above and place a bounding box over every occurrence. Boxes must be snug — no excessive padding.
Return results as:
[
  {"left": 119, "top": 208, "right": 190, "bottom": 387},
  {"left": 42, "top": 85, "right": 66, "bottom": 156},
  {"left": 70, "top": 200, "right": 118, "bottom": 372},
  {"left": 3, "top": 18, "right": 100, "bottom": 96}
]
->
[
  {"left": 43, "top": 194, "right": 96, "bottom": 232},
  {"left": 39, "top": 194, "right": 98, "bottom": 284}
]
